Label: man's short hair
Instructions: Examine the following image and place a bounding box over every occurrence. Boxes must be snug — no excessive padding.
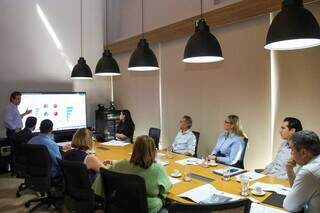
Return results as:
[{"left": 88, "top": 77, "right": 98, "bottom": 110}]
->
[
  {"left": 292, "top": 130, "right": 320, "bottom": 156},
  {"left": 284, "top": 117, "right": 303, "bottom": 132},
  {"left": 10, "top": 91, "right": 21, "bottom": 102},
  {"left": 183, "top": 115, "right": 192, "bottom": 129},
  {"left": 40, "top": 119, "right": 53, "bottom": 134},
  {"left": 25, "top": 117, "right": 37, "bottom": 128}
]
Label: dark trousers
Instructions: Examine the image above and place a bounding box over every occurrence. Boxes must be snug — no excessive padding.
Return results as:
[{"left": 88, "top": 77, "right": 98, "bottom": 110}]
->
[{"left": 6, "top": 128, "right": 15, "bottom": 138}]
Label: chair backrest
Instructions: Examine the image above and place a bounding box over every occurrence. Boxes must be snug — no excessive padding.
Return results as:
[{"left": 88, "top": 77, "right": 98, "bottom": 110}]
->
[
  {"left": 192, "top": 131, "right": 200, "bottom": 157},
  {"left": 168, "top": 198, "right": 251, "bottom": 213},
  {"left": 234, "top": 138, "right": 249, "bottom": 169},
  {"left": 148, "top": 127, "right": 161, "bottom": 149},
  {"left": 23, "top": 144, "right": 51, "bottom": 192},
  {"left": 11, "top": 136, "right": 27, "bottom": 162},
  {"left": 57, "top": 159, "right": 95, "bottom": 212},
  {"left": 10, "top": 136, "right": 27, "bottom": 177},
  {"left": 100, "top": 168, "right": 148, "bottom": 213}
]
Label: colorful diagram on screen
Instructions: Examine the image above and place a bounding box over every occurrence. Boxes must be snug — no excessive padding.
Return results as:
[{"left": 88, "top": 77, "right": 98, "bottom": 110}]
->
[{"left": 19, "top": 93, "right": 86, "bottom": 131}]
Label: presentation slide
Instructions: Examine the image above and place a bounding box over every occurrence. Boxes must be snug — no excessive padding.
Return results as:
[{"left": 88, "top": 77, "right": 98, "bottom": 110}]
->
[{"left": 19, "top": 93, "right": 87, "bottom": 131}]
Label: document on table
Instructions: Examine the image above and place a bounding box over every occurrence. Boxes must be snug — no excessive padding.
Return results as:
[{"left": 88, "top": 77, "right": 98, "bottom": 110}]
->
[
  {"left": 156, "top": 160, "right": 169, "bottom": 166},
  {"left": 250, "top": 182, "right": 291, "bottom": 196},
  {"left": 179, "top": 184, "right": 240, "bottom": 203},
  {"left": 100, "top": 140, "right": 130, "bottom": 146},
  {"left": 169, "top": 177, "right": 181, "bottom": 185},
  {"left": 250, "top": 203, "right": 289, "bottom": 213},
  {"left": 235, "top": 171, "right": 266, "bottom": 182},
  {"left": 213, "top": 166, "right": 246, "bottom": 176},
  {"left": 57, "top": 141, "right": 71, "bottom": 147},
  {"left": 175, "top": 157, "right": 203, "bottom": 165}
]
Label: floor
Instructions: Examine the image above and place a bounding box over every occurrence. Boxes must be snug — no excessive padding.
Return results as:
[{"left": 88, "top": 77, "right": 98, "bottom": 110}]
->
[{"left": 0, "top": 172, "right": 59, "bottom": 213}]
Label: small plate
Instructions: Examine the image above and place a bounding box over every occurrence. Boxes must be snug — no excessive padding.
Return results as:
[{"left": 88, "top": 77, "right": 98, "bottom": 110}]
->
[
  {"left": 251, "top": 189, "right": 266, "bottom": 196},
  {"left": 209, "top": 162, "right": 218, "bottom": 167},
  {"left": 170, "top": 172, "right": 182, "bottom": 178}
]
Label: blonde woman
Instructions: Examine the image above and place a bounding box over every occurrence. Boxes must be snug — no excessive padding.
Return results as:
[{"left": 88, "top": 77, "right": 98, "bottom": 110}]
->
[
  {"left": 63, "top": 128, "right": 106, "bottom": 182},
  {"left": 92, "top": 135, "right": 172, "bottom": 213},
  {"left": 208, "top": 115, "right": 247, "bottom": 165}
]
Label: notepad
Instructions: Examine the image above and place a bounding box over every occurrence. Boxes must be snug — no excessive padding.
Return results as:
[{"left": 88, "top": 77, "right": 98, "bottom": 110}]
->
[
  {"left": 235, "top": 171, "right": 265, "bottom": 182},
  {"left": 189, "top": 173, "right": 214, "bottom": 183},
  {"left": 213, "top": 166, "right": 246, "bottom": 177},
  {"left": 175, "top": 157, "right": 203, "bottom": 165},
  {"left": 250, "top": 182, "right": 291, "bottom": 196},
  {"left": 250, "top": 203, "right": 289, "bottom": 213},
  {"left": 101, "top": 140, "right": 130, "bottom": 146},
  {"left": 179, "top": 184, "right": 240, "bottom": 203},
  {"left": 262, "top": 192, "right": 286, "bottom": 209}
]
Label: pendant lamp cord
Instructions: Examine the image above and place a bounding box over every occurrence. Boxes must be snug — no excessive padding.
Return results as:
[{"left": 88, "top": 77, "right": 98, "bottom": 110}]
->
[
  {"left": 80, "top": 0, "right": 83, "bottom": 57},
  {"left": 200, "top": 0, "right": 203, "bottom": 18},
  {"left": 106, "top": 0, "right": 108, "bottom": 49},
  {"left": 142, "top": 0, "right": 144, "bottom": 38}
]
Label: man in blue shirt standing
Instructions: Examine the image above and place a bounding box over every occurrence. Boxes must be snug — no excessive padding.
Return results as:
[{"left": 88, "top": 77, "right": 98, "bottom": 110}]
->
[
  {"left": 3, "top": 91, "right": 32, "bottom": 137},
  {"left": 29, "top": 119, "right": 61, "bottom": 178}
]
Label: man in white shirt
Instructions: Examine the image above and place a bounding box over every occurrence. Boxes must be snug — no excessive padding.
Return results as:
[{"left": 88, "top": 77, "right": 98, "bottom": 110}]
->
[
  {"left": 262, "top": 117, "right": 302, "bottom": 179},
  {"left": 172, "top": 115, "right": 196, "bottom": 156},
  {"left": 283, "top": 130, "right": 320, "bottom": 213}
]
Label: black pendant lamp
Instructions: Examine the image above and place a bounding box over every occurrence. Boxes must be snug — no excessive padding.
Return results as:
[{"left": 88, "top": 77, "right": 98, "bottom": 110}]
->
[
  {"left": 95, "top": 0, "right": 120, "bottom": 76},
  {"left": 128, "top": 0, "right": 159, "bottom": 71},
  {"left": 265, "top": 0, "right": 320, "bottom": 50},
  {"left": 183, "top": 0, "right": 223, "bottom": 63},
  {"left": 71, "top": 0, "right": 93, "bottom": 79}
]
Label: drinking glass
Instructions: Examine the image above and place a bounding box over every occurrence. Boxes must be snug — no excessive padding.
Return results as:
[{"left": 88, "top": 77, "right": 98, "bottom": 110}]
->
[
  {"left": 240, "top": 175, "right": 250, "bottom": 196},
  {"left": 166, "top": 146, "right": 173, "bottom": 159},
  {"left": 222, "top": 167, "right": 231, "bottom": 181},
  {"left": 183, "top": 166, "right": 191, "bottom": 182}
]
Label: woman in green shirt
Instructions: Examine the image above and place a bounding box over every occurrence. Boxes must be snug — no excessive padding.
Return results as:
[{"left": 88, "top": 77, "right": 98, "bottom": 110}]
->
[{"left": 92, "top": 135, "right": 172, "bottom": 213}]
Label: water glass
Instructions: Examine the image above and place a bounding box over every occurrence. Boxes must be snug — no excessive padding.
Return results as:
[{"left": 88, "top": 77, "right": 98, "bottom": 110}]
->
[
  {"left": 222, "top": 167, "right": 231, "bottom": 181},
  {"left": 166, "top": 147, "right": 173, "bottom": 159},
  {"left": 183, "top": 166, "right": 191, "bottom": 182},
  {"left": 202, "top": 156, "right": 209, "bottom": 168},
  {"left": 240, "top": 175, "right": 250, "bottom": 196}
]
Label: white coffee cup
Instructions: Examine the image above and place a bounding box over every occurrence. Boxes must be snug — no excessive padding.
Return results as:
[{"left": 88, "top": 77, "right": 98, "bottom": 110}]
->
[{"left": 255, "top": 186, "right": 263, "bottom": 194}]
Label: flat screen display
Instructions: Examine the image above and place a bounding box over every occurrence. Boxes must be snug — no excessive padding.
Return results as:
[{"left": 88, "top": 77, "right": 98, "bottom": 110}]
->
[{"left": 19, "top": 92, "right": 87, "bottom": 132}]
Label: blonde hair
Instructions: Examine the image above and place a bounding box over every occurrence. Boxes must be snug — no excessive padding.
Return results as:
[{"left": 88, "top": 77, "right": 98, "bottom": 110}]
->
[
  {"left": 228, "top": 115, "right": 247, "bottom": 138},
  {"left": 71, "top": 128, "right": 93, "bottom": 150},
  {"left": 130, "top": 135, "right": 156, "bottom": 169}
]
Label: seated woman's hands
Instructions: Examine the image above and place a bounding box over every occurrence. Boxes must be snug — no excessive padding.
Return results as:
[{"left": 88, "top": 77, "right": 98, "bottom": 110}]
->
[{"left": 62, "top": 143, "right": 72, "bottom": 152}]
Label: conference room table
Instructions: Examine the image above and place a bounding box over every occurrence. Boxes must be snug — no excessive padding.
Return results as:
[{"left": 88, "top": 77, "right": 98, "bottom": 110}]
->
[{"left": 92, "top": 142, "right": 289, "bottom": 209}]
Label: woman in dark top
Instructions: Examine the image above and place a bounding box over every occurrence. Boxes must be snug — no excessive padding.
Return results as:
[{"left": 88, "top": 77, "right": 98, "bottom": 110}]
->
[
  {"left": 63, "top": 128, "right": 106, "bottom": 182},
  {"left": 116, "top": 110, "right": 135, "bottom": 143}
]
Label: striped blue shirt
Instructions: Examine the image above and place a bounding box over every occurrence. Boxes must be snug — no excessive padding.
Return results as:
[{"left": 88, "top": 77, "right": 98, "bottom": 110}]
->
[
  {"left": 172, "top": 129, "right": 196, "bottom": 155},
  {"left": 3, "top": 102, "right": 23, "bottom": 130},
  {"left": 211, "top": 132, "right": 244, "bottom": 165}
]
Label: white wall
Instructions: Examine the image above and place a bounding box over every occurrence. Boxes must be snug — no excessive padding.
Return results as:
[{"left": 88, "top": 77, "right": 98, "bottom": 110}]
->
[
  {"left": 107, "top": 0, "right": 241, "bottom": 43},
  {"left": 0, "top": 0, "right": 111, "bottom": 137}
]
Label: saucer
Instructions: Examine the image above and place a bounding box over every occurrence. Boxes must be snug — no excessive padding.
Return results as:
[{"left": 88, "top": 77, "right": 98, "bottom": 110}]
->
[
  {"left": 170, "top": 172, "right": 182, "bottom": 178},
  {"left": 251, "top": 189, "right": 266, "bottom": 196},
  {"left": 209, "top": 162, "right": 218, "bottom": 167}
]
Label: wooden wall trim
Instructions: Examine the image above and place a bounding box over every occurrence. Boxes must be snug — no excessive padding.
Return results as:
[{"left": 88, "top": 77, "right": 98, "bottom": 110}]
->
[{"left": 107, "top": 0, "right": 319, "bottom": 54}]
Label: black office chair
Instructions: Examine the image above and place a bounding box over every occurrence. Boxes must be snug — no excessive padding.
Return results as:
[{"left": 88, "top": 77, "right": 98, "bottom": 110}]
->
[
  {"left": 192, "top": 131, "right": 200, "bottom": 158},
  {"left": 0, "top": 137, "right": 11, "bottom": 173},
  {"left": 168, "top": 199, "right": 251, "bottom": 213},
  {"left": 10, "top": 136, "right": 29, "bottom": 197},
  {"left": 148, "top": 127, "right": 161, "bottom": 149},
  {"left": 23, "top": 144, "right": 62, "bottom": 212},
  {"left": 57, "top": 159, "right": 103, "bottom": 212},
  {"left": 233, "top": 138, "right": 249, "bottom": 169},
  {"left": 100, "top": 168, "right": 148, "bottom": 213}
]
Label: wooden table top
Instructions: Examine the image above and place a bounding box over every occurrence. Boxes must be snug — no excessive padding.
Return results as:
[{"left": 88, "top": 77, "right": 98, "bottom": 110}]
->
[{"left": 93, "top": 143, "right": 289, "bottom": 207}]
